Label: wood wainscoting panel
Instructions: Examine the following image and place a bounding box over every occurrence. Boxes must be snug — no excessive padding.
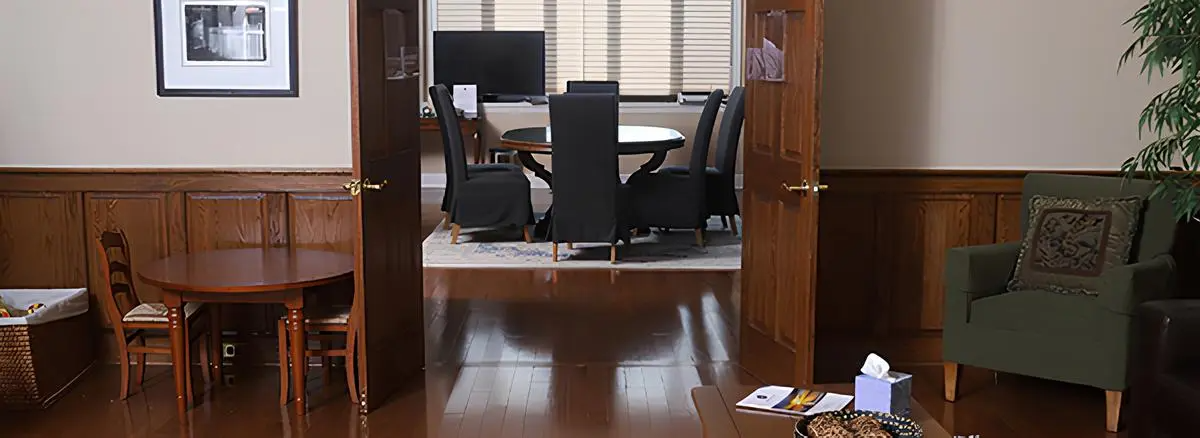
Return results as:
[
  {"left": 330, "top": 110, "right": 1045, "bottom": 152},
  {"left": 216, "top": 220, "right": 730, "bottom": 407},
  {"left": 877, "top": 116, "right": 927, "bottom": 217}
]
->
[
  {"left": 287, "top": 192, "right": 355, "bottom": 253},
  {"left": 996, "top": 194, "right": 1024, "bottom": 243},
  {"left": 185, "top": 192, "right": 274, "bottom": 250},
  {"left": 0, "top": 192, "right": 86, "bottom": 288}
]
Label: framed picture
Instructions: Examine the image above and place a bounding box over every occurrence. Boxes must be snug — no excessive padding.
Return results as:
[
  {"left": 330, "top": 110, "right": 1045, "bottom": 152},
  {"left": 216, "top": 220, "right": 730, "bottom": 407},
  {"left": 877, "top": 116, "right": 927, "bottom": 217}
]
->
[{"left": 154, "top": 0, "right": 299, "bottom": 97}]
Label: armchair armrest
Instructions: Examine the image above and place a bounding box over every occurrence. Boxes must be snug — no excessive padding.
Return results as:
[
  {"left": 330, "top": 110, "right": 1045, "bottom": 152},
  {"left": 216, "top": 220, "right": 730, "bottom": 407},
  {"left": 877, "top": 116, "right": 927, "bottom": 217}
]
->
[
  {"left": 1097, "top": 255, "right": 1176, "bottom": 315},
  {"left": 944, "top": 242, "right": 1020, "bottom": 298}
]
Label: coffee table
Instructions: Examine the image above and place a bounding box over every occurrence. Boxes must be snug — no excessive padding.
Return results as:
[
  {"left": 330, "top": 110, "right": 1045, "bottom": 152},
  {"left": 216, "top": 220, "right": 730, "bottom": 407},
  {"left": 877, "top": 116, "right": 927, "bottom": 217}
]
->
[{"left": 692, "top": 384, "right": 950, "bottom": 438}]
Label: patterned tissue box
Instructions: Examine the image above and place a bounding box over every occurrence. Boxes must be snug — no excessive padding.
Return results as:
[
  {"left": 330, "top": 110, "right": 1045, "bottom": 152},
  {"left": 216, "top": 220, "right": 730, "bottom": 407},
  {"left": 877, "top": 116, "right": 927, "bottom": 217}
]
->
[{"left": 854, "top": 372, "right": 912, "bottom": 417}]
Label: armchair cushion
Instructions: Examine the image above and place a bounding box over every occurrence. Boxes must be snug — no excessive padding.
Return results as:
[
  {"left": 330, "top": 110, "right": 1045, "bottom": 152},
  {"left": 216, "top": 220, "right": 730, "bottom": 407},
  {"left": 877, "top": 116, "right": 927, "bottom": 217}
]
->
[
  {"left": 1008, "top": 195, "right": 1144, "bottom": 297},
  {"left": 1096, "top": 255, "right": 1175, "bottom": 315},
  {"left": 970, "top": 289, "right": 1127, "bottom": 337}
]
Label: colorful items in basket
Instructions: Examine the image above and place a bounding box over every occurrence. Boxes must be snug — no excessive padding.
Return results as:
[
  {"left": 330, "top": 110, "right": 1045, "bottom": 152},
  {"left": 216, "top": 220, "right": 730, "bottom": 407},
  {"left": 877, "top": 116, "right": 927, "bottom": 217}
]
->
[
  {"left": 0, "top": 298, "right": 45, "bottom": 318},
  {"left": 794, "top": 410, "right": 922, "bottom": 438}
]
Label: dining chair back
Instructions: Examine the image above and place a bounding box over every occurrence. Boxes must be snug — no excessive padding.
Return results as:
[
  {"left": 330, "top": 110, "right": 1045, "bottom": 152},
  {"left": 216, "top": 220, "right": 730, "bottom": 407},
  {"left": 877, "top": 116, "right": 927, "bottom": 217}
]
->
[
  {"left": 710, "top": 86, "right": 746, "bottom": 217},
  {"left": 432, "top": 84, "right": 469, "bottom": 212},
  {"left": 97, "top": 231, "right": 142, "bottom": 327},
  {"left": 548, "top": 93, "right": 628, "bottom": 261},
  {"left": 566, "top": 80, "right": 620, "bottom": 97},
  {"left": 688, "top": 89, "right": 725, "bottom": 193}
]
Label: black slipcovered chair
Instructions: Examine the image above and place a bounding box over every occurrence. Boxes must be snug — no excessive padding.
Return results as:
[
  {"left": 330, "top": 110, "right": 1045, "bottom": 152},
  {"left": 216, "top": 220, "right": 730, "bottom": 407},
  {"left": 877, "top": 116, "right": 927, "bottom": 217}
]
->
[
  {"left": 628, "top": 89, "right": 725, "bottom": 246},
  {"left": 565, "top": 80, "right": 620, "bottom": 97},
  {"left": 659, "top": 86, "right": 746, "bottom": 234},
  {"left": 430, "top": 84, "right": 534, "bottom": 243},
  {"left": 547, "top": 93, "right": 631, "bottom": 263}
]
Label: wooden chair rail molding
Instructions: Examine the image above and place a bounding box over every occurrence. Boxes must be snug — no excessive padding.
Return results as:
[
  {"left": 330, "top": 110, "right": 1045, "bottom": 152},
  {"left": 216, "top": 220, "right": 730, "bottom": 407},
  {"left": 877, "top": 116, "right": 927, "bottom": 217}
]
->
[{"left": 1, "top": 167, "right": 1194, "bottom": 368}]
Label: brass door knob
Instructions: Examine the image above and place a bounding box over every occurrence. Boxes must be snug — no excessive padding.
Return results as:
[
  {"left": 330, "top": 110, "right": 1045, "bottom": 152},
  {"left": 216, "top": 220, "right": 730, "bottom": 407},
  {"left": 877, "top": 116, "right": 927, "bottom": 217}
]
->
[{"left": 781, "top": 180, "right": 829, "bottom": 195}]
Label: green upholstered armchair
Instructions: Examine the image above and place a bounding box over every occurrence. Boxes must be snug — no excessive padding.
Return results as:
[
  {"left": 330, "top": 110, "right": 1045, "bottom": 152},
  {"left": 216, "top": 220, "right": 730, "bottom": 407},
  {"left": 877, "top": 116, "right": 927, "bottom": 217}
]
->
[{"left": 942, "top": 173, "right": 1178, "bottom": 433}]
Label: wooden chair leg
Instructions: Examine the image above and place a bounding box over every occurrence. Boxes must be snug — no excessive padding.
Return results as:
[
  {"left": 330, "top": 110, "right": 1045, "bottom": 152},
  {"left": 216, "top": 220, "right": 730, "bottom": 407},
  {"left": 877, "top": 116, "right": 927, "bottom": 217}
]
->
[
  {"left": 321, "top": 340, "right": 334, "bottom": 385},
  {"left": 694, "top": 229, "right": 705, "bottom": 247},
  {"left": 552, "top": 243, "right": 559, "bottom": 262},
  {"left": 944, "top": 362, "right": 961, "bottom": 402},
  {"left": 118, "top": 342, "right": 131, "bottom": 400},
  {"left": 720, "top": 215, "right": 729, "bottom": 229},
  {"left": 131, "top": 336, "right": 146, "bottom": 390},
  {"left": 345, "top": 327, "right": 359, "bottom": 404},
  {"left": 610, "top": 245, "right": 617, "bottom": 264},
  {"left": 184, "top": 335, "right": 194, "bottom": 406},
  {"left": 522, "top": 225, "right": 532, "bottom": 243},
  {"left": 278, "top": 320, "right": 289, "bottom": 405},
  {"left": 729, "top": 215, "right": 739, "bottom": 236},
  {"left": 1106, "top": 390, "right": 1123, "bottom": 433},
  {"left": 567, "top": 242, "right": 574, "bottom": 250},
  {"left": 450, "top": 224, "right": 461, "bottom": 244},
  {"left": 441, "top": 212, "right": 449, "bottom": 230}
]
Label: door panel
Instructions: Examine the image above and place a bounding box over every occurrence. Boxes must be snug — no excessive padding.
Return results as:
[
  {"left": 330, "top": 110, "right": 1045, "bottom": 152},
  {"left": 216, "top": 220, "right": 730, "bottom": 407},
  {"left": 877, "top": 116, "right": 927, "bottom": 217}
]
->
[
  {"left": 350, "top": 0, "right": 424, "bottom": 413},
  {"left": 740, "top": 0, "right": 824, "bottom": 386}
]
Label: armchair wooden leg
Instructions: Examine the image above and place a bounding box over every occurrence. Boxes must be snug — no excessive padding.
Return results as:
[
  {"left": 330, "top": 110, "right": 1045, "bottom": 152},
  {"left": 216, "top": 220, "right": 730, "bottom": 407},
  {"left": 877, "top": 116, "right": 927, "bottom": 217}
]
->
[
  {"left": 1106, "top": 390, "right": 1123, "bottom": 433},
  {"left": 522, "top": 226, "right": 532, "bottom": 243},
  {"left": 552, "top": 243, "right": 559, "bottom": 262},
  {"left": 944, "top": 362, "right": 961, "bottom": 402},
  {"left": 729, "top": 216, "right": 739, "bottom": 236},
  {"left": 694, "top": 229, "right": 705, "bottom": 247},
  {"left": 610, "top": 245, "right": 617, "bottom": 264},
  {"left": 278, "top": 320, "right": 289, "bottom": 405},
  {"left": 450, "top": 224, "right": 461, "bottom": 244}
]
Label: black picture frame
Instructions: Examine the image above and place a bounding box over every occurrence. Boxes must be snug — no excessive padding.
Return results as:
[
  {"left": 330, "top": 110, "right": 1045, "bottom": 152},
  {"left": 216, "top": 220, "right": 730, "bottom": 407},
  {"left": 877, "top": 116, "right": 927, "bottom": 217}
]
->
[{"left": 154, "top": 0, "right": 300, "bottom": 97}]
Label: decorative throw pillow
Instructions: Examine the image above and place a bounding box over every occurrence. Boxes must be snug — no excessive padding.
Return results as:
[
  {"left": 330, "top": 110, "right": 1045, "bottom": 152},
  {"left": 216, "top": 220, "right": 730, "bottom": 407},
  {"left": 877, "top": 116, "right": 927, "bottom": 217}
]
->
[{"left": 1007, "top": 195, "right": 1144, "bottom": 296}]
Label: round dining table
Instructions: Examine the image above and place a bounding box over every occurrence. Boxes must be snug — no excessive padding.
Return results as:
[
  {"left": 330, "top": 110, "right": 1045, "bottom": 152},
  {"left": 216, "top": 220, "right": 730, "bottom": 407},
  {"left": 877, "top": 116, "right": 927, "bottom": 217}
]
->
[
  {"left": 138, "top": 248, "right": 355, "bottom": 419},
  {"left": 500, "top": 125, "right": 686, "bottom": 237},
  {"left": 500, "top": 125, "right": 686, "bottom": 186}
]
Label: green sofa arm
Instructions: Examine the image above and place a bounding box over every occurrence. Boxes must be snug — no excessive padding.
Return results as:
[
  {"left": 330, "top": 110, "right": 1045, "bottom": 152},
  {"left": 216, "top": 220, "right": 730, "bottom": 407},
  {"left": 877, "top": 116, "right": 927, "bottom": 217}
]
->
[
  {"left": 1097, "top": 255, "right": 1176, "bottom": 315},
  {"left": 945, "top": 242, "right": 1021, "bottom": 297}
]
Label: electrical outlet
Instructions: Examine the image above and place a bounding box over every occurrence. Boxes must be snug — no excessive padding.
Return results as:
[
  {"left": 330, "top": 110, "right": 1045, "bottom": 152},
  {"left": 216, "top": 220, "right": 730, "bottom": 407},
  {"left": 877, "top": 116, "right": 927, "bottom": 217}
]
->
[{"left": 222, "top": 342, "right": 236, "bottom": 358}]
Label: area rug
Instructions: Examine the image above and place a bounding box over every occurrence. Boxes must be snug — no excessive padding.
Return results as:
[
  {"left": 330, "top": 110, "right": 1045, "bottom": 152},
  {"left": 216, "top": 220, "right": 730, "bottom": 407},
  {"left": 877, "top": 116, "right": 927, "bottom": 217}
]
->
[{"left": 422, "top": 216, "right": 741, "bottom": 270}]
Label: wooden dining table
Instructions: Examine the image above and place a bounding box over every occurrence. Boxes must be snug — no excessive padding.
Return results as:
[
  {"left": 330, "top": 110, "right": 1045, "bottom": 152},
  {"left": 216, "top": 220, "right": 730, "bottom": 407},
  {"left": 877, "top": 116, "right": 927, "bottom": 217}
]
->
[{"left": 138, "top": 248, "right": 355, "bottom": 419}]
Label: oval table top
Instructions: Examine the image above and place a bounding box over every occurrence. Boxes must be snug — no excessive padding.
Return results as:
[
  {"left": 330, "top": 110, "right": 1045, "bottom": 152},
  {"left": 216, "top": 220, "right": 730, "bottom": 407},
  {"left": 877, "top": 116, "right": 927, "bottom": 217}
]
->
[
  {"left": 138, "top": 248, "right": 355, "bottom": 293},
  {"left": 500, "top": 125, "right": 686, "bottom": 154}
]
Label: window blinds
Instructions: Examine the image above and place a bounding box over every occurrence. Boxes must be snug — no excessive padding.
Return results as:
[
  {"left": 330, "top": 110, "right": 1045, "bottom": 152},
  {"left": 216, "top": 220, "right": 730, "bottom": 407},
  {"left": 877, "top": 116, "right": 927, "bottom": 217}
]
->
[{"left": 433, "top": 0, "right": 733, "bottom": 96}]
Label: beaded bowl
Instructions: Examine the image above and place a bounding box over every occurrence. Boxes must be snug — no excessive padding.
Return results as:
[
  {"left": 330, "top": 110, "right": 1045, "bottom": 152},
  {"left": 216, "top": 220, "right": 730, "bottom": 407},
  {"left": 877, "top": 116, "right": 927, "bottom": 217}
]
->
[{"left": 793, "top": 410, "right": 923, "bottom": 438}]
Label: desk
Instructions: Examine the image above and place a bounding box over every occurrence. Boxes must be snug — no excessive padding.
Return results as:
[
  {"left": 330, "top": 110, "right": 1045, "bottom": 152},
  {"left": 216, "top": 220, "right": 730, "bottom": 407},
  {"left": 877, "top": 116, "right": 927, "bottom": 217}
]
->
[
  {"left": 420, "top": 117, "right": 485, "bottom": 164},
  {"left": 691, "top": 384, "right": 951, "bottom": 438},
  {"left": 138, "top": 248, "right": 354, "bottom": 419}
]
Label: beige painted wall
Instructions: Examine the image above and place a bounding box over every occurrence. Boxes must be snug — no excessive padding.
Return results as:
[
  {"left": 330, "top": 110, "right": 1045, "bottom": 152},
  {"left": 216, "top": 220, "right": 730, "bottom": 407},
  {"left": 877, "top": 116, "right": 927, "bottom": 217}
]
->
[
  {"left": 0, "top": 0, "right": 1169, "bottom": 171},
  {"left": 821, "top": 0, "right": 1167, "bottom": 170}
]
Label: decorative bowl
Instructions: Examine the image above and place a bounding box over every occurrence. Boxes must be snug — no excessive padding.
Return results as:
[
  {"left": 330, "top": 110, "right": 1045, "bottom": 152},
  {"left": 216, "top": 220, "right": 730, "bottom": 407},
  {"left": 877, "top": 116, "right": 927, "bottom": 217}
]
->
[{"left": 793, "top": 410, "right": 923, "bottom": 438}]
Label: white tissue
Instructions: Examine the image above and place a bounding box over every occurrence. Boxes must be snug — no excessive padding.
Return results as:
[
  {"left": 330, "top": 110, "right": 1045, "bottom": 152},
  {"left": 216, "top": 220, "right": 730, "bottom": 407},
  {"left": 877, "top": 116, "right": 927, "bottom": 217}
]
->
[{"left": 860, "top": 353, "right": 896, "bottom": 382}]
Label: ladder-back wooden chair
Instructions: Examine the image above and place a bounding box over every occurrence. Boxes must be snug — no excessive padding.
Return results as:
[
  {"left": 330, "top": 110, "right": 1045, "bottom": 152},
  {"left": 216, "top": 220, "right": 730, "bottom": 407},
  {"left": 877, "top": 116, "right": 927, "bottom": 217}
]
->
[
  {"left": 276, "top": 286, "right": 359, "bottom": 405},
  {"left": 96, "top": 230, "right": 214, "bottom": 400}
]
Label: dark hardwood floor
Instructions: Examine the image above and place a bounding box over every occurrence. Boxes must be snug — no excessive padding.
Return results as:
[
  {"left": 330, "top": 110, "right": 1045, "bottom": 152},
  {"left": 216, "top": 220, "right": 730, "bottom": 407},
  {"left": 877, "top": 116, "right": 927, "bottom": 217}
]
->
[{"left": 2, "top": 193, "right": 1127, "bottom": 437}]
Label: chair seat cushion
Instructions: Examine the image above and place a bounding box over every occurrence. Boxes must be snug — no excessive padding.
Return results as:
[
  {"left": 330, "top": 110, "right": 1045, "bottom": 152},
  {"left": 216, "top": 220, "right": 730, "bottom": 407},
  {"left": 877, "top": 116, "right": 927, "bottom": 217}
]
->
[
  {"left": 969, "top": 289, "right": 1128, "bottom": 337},
  {"left": 123, "top": 302, "right": 202, "bottom": 323}
]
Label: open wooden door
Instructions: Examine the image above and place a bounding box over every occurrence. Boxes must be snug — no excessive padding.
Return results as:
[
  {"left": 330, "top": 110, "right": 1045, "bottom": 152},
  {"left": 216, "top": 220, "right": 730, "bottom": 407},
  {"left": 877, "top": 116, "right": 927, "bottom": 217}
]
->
[
  {"left": 739, "top": 0, "right": 824, "bottom": 386},
  {"left": 348, "top": 0, "right": 424, "bottom": 413}
]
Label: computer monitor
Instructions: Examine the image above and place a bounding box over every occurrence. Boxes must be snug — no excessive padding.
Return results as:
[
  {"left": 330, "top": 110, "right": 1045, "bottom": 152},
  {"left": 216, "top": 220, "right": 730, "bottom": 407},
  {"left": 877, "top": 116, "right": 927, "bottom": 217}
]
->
[{"left": 433, "top": 31, "right": 546, "bottom": 101}]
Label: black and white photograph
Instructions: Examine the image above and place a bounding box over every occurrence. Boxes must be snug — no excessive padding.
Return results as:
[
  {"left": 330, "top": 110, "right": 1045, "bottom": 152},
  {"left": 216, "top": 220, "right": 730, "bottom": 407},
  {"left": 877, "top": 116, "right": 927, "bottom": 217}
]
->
[
  {"left": 184, "top": 3, "right": 268, "bottom": 63},
  {"left": 154, "top": 0, "right": 298, "bottom": 97}
]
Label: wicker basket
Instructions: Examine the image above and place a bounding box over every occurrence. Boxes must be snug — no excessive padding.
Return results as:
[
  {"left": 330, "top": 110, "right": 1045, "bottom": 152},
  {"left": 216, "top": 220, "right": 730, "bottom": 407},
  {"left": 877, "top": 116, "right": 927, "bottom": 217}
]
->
[{"left": 0, "top": 289, "right": 94, "bottom": 410}]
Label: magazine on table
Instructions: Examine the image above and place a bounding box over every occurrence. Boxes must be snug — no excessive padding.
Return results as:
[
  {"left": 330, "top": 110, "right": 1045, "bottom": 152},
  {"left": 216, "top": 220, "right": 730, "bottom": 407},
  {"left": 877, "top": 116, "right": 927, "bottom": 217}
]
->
[{"left": 734, "top": 385, "right": 853, "bottom": 417}]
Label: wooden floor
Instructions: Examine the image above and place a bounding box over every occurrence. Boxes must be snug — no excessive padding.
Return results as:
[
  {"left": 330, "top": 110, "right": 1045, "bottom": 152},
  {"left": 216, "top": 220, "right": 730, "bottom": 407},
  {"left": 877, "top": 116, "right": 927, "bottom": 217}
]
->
[{"left": 3, "top": 196, "right": 1127, "bottom": 437}]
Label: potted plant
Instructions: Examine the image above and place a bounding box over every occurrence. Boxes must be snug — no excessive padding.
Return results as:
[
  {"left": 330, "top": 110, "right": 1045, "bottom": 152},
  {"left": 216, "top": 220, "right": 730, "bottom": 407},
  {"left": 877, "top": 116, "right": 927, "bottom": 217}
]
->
[{"left": 1121, "top": 1, "right": 1200, "bottom": 221}]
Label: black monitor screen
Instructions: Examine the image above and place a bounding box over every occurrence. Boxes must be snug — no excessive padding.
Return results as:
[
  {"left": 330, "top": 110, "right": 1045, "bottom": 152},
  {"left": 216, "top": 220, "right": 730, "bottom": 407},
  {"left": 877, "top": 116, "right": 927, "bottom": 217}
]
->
[{"left": 433, "top": 31, "right": 546, "bottom": 98}]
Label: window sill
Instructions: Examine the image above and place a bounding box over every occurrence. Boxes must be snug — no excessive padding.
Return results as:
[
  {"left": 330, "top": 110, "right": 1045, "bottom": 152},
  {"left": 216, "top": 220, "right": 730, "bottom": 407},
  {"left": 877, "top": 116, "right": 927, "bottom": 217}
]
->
[{"left": 481, "top": 101, "right": 708, "bottom": 114}]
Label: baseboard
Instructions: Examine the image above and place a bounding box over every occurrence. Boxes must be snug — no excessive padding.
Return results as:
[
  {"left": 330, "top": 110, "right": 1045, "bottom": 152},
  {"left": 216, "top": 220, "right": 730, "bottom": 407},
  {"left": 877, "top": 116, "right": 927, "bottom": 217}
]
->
[{"left": 420, "top": 172, "right": 745, "bottom": 190}]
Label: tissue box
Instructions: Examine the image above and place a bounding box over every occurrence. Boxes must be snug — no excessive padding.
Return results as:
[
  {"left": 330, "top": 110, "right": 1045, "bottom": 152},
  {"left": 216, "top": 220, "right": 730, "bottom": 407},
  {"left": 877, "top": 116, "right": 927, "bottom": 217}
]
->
[{"left": 854, "top": 372, "right": 912, "bottom": 417}]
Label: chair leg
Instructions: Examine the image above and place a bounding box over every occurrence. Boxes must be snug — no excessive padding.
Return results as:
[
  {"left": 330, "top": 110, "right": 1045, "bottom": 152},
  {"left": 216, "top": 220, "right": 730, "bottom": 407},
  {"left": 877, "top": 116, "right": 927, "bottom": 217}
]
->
[
  {"left": 184, "top": 334, "right": 194, "bottom": 406},
  {"left": 552, "top": 243, "right": 559, "bottom": 262},
  {"left": 944, "top": 362, "right": 961, "bottom": 402},
  {"left": 729, "top": 215, "right": 739, "bottom": 236},
  {"left": 694, "top": 229, "right": 705, "bottom": 247},
  {"left": 1106, "top": 390, "right": 1123, "bottom": 433},
  {"left": 321, "top": 341, "right": 334, "bottom": 385},
  {"left": 522, "top": 225, "right": 532, "bottom": 243},
  {"left": 610, "top": 245, "right": 617, "bottom": 264},
  {"left": 345, "top": 326, "right": 359, "bottom": 404},
  {"left": 278, "top": 320, "right": 289, "bottom": 405},
  {"left": 131, "top": 336, "right": 146, "bottom": 390},
  {"left": 720, "top": 215, "right": 729, "bottom": 229},
  {"left": 442, "top": 212, "right": 449, "bottom": 230},
  {"left": 567, "top": 242, "right": 574, "bottom": 250},
  {"left": 450, "top": 224, "right": 461, "bottom": 244},
  {"left": 118, "top": 342, "right": 131, "bottom": 400}
]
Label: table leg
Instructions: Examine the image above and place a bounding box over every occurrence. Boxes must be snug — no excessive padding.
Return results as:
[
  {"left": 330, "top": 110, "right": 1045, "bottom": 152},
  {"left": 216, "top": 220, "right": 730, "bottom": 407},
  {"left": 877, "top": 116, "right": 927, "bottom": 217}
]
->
[
  {"left": 209, "top": 304, "right": 222, "bottom": 384},
  {"left": 516, "top": 151, "right": 554, "bottom": 239},
  {"left": 630, "top": 150, "right": 669, "bottom": 180},
  {"left": 164, "top": 292, "right": 189, "bottom": 420},
  {"left": 287, "top": 303, "right": 307, "bottom": 411}
]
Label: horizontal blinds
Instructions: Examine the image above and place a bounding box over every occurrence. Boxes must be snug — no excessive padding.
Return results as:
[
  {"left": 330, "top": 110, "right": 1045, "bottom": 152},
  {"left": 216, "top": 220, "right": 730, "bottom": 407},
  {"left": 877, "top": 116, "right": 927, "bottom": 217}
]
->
[{"left": 435, "top": 0, "right": 732, "bottom": 96}]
